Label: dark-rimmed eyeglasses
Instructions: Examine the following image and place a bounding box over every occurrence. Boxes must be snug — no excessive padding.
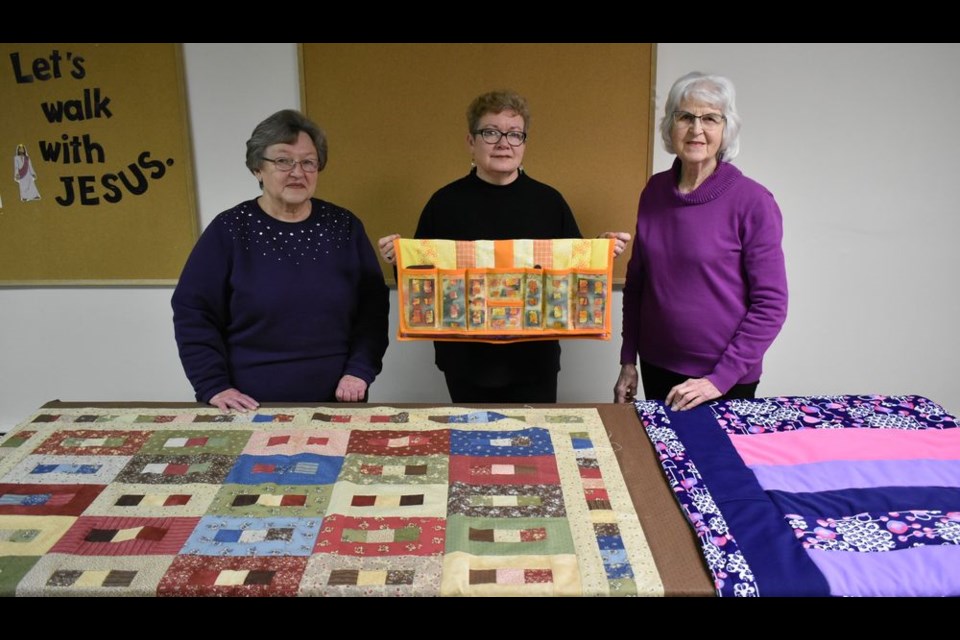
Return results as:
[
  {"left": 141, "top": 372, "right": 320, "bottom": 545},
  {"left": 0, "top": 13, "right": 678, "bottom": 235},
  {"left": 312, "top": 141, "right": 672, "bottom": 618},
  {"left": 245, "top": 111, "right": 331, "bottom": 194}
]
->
[
  {"left": 262, "top": 157, "right": 320, "bottom": 173},
  {"left": 473, "top": 129, "right": 527, "bottom": 146},
  {"left": 672, "top": 111, "right": 726, "bottom": 131}
]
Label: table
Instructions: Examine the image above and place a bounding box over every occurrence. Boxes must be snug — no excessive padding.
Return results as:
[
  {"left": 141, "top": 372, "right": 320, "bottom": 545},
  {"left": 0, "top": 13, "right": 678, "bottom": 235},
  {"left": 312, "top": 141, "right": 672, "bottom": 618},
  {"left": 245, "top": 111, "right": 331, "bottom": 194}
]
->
[{"left": 0, "top": 401, "right": 713, "bottom": 597}]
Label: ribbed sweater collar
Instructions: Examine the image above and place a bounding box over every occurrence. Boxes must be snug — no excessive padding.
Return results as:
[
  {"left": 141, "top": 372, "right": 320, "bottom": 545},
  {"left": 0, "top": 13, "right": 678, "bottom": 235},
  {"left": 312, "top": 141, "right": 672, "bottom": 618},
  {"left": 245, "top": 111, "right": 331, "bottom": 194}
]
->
[{"left": 670, "top": 157, "right": 742, "bottom": 205}]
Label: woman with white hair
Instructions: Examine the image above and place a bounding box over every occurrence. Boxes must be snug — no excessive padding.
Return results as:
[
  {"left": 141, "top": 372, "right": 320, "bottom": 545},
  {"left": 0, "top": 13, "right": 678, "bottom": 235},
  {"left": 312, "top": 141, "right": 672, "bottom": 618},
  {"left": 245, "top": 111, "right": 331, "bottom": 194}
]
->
[{"left": 614, "top": 72, "right": 788, "bottom": 411}]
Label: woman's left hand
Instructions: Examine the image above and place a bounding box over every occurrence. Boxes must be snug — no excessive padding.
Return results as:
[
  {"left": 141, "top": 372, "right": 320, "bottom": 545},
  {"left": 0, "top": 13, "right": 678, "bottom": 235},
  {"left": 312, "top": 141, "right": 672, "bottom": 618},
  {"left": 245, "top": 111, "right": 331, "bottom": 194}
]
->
[
  {"left": 599, "top": 232, "right": 632, "bottom": 258},
  {"left": 335, "top": 374, "right": 368, "bottom": 402},
  {"left": 665, "top": 377, "right": 721, "bottom": 412}
]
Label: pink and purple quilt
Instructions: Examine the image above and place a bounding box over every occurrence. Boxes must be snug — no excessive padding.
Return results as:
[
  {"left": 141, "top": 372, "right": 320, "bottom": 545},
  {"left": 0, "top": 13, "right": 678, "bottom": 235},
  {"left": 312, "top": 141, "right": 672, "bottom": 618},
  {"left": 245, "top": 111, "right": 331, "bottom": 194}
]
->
[{"left": 635, "top": 394, "right": 960, "bottom": 597}]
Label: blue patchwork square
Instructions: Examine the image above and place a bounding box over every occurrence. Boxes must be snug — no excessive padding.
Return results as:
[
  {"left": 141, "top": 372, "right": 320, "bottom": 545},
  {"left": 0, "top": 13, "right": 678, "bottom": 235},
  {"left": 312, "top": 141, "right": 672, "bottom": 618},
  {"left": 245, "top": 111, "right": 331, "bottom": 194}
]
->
[{"left": 214, "top": 529, "right": 243, "bottom": 543}]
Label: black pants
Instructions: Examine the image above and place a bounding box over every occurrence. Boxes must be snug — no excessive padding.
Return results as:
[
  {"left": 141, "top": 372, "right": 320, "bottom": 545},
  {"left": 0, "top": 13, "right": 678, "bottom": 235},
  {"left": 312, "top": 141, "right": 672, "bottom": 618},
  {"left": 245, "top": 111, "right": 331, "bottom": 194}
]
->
[
  {"left": 639, "top": 360, "right": 758, "bottom": 402},
  {"left": 443, "top": 372, "right": 558, "bottom": 403}
]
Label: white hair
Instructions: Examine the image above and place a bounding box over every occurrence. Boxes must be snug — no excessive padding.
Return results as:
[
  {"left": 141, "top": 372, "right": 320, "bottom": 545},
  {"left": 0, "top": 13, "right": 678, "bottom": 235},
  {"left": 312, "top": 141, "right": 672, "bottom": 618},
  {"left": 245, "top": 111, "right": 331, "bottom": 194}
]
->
[{"left": 660, "top": 71, "right": 741, "bottom": 161}]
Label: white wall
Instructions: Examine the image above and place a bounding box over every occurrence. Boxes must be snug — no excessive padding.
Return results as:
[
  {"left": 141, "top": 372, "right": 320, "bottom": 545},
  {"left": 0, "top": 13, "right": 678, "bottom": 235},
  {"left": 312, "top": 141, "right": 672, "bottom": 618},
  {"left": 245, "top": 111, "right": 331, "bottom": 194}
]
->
[{"left": 2, "top": 43, "right": 958, "bottom": 432}]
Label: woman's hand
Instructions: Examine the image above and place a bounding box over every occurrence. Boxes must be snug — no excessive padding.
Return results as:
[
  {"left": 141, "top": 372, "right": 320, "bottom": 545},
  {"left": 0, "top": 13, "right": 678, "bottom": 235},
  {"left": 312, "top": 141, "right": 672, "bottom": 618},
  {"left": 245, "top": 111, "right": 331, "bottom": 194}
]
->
[
  {"left": 336, "top": 375, "right": 368, "bottom": 402},
  {"left": 377, "top": 234, "right": 401, "bottom": 264},
  {"left": 209, "top": 388, "right": 259, "bottom": 413},
  {"left": 665, "top": 378, "right": 721, "bottom": 412},
  {"left": 599, "top": 232, "right": 632, "bottom": 258},
  {"left": 614, "top": 364, "right": 639, "bottom": 403}
]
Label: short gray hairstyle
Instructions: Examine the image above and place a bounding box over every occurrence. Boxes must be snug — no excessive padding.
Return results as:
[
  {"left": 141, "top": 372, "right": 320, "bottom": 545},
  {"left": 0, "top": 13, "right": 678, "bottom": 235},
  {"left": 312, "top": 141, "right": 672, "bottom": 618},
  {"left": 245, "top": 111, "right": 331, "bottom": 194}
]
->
[
  {"left": 245, "top": 109, "right": 328, "bottom": 173},
  {"left": 660, "top": 72, "right": 741, "bottom": 161}
]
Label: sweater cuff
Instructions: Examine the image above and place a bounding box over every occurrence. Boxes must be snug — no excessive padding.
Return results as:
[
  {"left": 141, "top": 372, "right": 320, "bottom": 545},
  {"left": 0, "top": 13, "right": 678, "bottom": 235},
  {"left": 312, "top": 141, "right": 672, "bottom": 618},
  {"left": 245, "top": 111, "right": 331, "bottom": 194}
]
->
[{"left": 343, "top": 364, "right": 376, "bottom": 386}]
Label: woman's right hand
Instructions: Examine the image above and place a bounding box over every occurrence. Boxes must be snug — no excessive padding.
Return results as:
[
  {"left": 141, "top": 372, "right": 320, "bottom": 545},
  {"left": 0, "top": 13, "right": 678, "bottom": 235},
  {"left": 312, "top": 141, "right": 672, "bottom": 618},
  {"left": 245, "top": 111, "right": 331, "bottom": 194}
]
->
[
  {"left": 209, "top": 388, "right": 259, "bottom": 413},
  {"left": 377, "top": 234, "right": 401, "bottom": 264},
  {"left": 614, "top": 364, "right": 639, "bottom": 403}
]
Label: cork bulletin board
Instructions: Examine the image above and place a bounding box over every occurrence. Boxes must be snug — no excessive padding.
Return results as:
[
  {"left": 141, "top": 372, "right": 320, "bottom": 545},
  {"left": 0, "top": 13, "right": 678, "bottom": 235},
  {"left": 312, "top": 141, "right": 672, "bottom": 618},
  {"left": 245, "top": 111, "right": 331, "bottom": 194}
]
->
[
  {"left": 0, "top": 43, "right": 198, "bottom": 285},
  {"left": 300, "top": 43, "right": 656, "bottom": 285}
]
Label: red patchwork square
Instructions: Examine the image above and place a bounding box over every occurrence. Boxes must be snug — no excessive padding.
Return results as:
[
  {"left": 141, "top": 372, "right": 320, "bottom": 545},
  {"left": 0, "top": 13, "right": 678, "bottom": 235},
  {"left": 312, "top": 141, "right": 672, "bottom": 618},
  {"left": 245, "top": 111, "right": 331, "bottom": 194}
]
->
[
  {"left": 163, "top": 494, "right": 192, "bottom": 507},
  {"left": 185, "top": 437, "right": 208, "bottom": 447},
  {"left": 137, "top": 526, "right": 168, "bottom": 541},
  {"left": 252, "top": 463, "right": 276, "bottom": 474},
  {"left": 584, "top": 488, "right": 609, "bottom": 501},
  {"left": 267, "top": 436, "right": 291, "bottom": 447},
  {"left": 351, "top": 495, "right": 377, "bottom": 507},
  {"left": 331, "top": 415, "right": 350, "bottom": 423},
  {"left": 578, "top": 467, "right": 602, "bottom": 479},
  {"left": 307, "top": 437, "right": 329, "bottom": 446},
  {"left": 164, "top": 464, "right": 189, "bottom": 476},
  {"left": 188, "top": 569, "right": 219, "bottom": 586},
  {"left": 280, "top": 494, "right": 307, "bottom": 507}
]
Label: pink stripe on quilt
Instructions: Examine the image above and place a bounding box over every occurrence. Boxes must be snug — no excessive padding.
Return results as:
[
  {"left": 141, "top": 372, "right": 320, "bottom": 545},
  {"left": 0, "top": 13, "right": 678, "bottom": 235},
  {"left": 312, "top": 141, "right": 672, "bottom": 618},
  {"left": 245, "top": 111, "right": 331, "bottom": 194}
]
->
[
  {"left": 807, "top": 544, "right": 960, "bottom": 597},
  {"left": 730, "top": 429, "right": 960, "bottom": 466},
  {"left": 750, "top": 459, "right": 960, "bottom": 493}
]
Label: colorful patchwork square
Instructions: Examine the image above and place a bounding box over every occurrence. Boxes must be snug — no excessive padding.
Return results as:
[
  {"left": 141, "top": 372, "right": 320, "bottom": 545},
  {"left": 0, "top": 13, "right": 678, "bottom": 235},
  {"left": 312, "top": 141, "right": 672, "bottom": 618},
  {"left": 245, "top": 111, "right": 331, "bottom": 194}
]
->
[
  {"left": 180, "top": 516, "right": 321, "bottom": 557},
  {"left": 2, "top": 455, "right": 130, "bottom": 485},
  {"left": 207, "top": 483, "right": 333, "bottom": 517},
  {"left": 225, "top": 454, "right": 343, "bottom": 485},
  {"left": 241, "top": 429, "right": 350, "bottom": 456},
  {"left": 445, "top": 515, "right": 574, "bottom": 555},
  {"left": 115, "top": 455, "right": 235, "bottom": 485},
  {"left": 314, "top": 514, "right": 445, "bottom": 556},
  {"left": 16, "top": 553, "right": 174, "bottom": 596},
  {"left": 0, "top": 484, "right": 103, "bottom": 516},
  {"left": 450, "top": 428, "right": 554, "bottom": 456},
  {"left": 327, "top": 482, "right": 448, "bottom": 518},
  {"left": 83, "top": 483, "right": 219, "bottom": 518},
  {"left": 338, "top": 454, "right": 448, "bottom": 485},
  {"left": 441, "top": 551, "right": 581, "bottom": 596},
  {"left": 0, "top": 515, "right": 77, "bottom": 556},
  {"left": 448, "top": 482, "right": 566, "bottom": 518},
  {"left": 346, "top": 429, "right": 450, "bottom": 456},
  {"left": 48, "top": 516, "right": 198, "bottom": 556},
  {"left": 250, "top": 413, "right": 296, "bottom": 423},
  {"left": 32, "top": 430, "right": 152, "bottom": 456},
  {"left": 428, "top": 410, "right": 525, "bottom": 424},
  {"left": 299, "top": 554, "right": 442, "bottom": 596},
  {"left": 158, "top": 555, "right": 307, "bottom": 597},
  {"left": 448, "top": 455, "right": 560, "bottom": 485},
  {"left": 139, "top": 430, "right": 251, "bottom": 455}
]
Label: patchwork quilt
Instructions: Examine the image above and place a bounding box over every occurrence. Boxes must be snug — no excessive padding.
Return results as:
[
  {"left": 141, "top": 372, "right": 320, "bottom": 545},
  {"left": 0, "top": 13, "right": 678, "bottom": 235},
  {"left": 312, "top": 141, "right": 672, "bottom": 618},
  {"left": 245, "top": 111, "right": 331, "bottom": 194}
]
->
[
  {"left": 635, "top": 394, "right": 960, "bottom": 597},
  {"left": 0, "top": 406, "right": 660, "bottom": 596},
  {"left": 395, "top": 238, "right": 614, "bottom": 342}
]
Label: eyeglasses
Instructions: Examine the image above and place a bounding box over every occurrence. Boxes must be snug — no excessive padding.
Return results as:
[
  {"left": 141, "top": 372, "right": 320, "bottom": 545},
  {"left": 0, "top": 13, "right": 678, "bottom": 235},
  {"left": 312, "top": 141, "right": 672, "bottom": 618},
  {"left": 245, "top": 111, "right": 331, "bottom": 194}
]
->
[
  {"left": 672, "top": 111, "right": 726, "bottom": 131},
  {"left": 262, "top": 157, "right": 320, "bottom": 173},
  {"left": 473, "top": 129, "right": 527, "bottom": 147}
]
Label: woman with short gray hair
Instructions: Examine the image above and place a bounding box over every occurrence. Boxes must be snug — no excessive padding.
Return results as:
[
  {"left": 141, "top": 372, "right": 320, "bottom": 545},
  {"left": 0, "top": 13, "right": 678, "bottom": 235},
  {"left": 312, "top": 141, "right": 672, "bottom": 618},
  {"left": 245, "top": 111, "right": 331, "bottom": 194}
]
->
[{"left": 173, "top": 109, "right": 389, "bottom": 411}]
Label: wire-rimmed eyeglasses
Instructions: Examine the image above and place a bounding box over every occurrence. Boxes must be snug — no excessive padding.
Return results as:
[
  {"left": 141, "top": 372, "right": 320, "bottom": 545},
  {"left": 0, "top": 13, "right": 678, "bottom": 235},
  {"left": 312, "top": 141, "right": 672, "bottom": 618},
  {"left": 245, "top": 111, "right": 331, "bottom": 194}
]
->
[
  {"left": 672, "top": 111, "right": 726, "bottom": 131},
  {"left": 262, "top": 157, "right": 320, "bottom": 173}
]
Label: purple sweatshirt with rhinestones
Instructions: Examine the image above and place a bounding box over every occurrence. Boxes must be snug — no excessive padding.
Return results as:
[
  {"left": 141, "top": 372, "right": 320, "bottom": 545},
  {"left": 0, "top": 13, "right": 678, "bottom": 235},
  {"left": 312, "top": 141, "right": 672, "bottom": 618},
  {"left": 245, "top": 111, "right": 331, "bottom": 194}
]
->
[
  {"left": 172, "top": 198, "right": 389, "bottom": 403},
  {"left": 619, "top": 160, "right": 788, "bottom": 393}
]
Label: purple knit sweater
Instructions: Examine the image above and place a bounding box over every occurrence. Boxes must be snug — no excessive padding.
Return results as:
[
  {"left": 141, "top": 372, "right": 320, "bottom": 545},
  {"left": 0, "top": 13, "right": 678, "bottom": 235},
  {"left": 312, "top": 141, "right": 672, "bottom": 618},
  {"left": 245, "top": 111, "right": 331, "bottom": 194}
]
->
[
  {"left": 172, "top": 198, "right": 389, "bottom": 403},
  {"left": 619, "top": 160, "right": 787, "bottom": 393}
]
